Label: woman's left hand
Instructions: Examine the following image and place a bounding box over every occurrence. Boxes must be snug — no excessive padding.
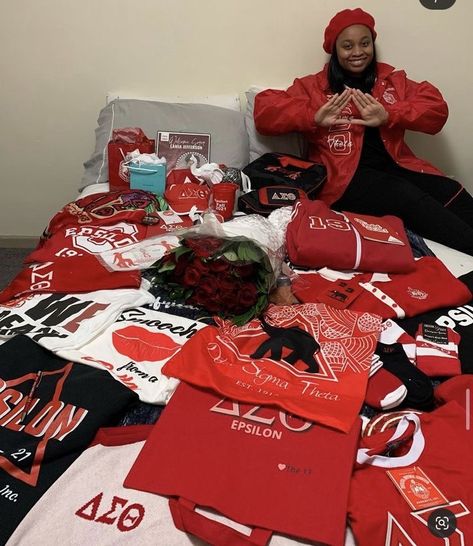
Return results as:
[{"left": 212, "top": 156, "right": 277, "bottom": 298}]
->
[{"left": 349, "top": 89, "right": 389, "bottom": 127}]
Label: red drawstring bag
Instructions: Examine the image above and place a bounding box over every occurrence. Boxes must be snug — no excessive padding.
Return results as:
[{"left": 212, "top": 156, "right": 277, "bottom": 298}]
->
[
  {"left": 125, "top": 382, "right": 361, "bottom": 546},
  {"left": 164, "top": 169, "right": 211, "bottom": 214}
]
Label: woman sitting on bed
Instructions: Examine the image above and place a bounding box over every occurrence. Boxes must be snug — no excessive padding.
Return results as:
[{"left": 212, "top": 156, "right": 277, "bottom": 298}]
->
[{"left": 254, "top": 8, "right": 473, "bottom": 255}]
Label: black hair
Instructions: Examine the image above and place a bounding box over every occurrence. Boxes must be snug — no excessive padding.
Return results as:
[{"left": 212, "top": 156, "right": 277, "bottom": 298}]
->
[{"left": 327, "top": 44, "right": 377, "bottom": 94}]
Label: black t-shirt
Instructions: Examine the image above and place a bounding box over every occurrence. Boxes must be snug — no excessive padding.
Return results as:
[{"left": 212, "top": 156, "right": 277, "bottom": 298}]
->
[
  {"left": 341, "top": 74, "right": 396, "bottom": 169},
  {"left": 0, "top": 335, "right": 138, "bottom": 543},
  {"left": 359, "top": 127, "right": 394, "bottom": 167}
]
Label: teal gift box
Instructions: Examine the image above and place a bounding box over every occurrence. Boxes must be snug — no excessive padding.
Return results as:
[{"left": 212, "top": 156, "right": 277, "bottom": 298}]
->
[{"left": 128, "top": 162, "right": 166, "bottom": 195}]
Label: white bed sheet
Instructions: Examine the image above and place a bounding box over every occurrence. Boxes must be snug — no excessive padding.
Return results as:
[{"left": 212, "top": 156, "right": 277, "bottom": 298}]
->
[{"left": 424, "top": 238, "right": 473, "bottom": 277}]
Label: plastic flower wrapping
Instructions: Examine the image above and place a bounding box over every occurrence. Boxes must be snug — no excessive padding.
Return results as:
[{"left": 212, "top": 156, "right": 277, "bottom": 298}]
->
[{"left": 148, "top": 213, "right": 285, "bottom": 325}]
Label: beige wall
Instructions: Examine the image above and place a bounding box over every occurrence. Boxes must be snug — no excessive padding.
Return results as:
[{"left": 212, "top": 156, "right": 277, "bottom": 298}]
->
[{"left": 1, "top": 0, "right": 471, "bottom": 238}]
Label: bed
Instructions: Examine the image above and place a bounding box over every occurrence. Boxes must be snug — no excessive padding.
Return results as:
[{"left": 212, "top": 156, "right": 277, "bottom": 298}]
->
[{"left": 1, "top": 91, "right": 473, "bottom": 546}]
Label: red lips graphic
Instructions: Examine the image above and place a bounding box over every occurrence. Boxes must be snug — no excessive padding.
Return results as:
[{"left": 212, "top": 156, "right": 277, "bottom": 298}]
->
[{"left": 112, "top": 326, "right": 181, "bottom": 362}]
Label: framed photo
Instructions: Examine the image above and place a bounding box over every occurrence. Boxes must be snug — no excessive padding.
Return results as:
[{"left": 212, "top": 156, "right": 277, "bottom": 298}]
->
[{"left": 156, "top": 131, "right": 211, "bottom": 172}]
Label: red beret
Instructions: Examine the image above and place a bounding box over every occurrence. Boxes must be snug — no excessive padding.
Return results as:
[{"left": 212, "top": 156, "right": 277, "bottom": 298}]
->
[{"left": 323, "top": 8, "right": 376, "bottom": 53}]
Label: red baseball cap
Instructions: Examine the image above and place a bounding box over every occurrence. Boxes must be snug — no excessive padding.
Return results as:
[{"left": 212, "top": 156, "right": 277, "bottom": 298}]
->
[{"left": 323, "top": 8, "right": 376, "bottom": 54}]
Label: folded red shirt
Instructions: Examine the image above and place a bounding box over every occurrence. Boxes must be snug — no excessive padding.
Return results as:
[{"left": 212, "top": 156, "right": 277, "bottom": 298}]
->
[{"left": 286, "top": 200, "right": 415, "bottom": 273}]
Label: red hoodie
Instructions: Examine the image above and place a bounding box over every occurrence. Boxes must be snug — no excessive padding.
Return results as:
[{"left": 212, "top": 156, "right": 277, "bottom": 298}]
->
[{"left": 254, "top": 62, "right": 448, "bottom": 204}]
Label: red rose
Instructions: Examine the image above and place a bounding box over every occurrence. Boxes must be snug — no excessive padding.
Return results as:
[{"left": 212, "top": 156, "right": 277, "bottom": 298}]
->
[
  {"left": 217, "top": 276, "right": 236, "bottom": 293},
  {"left": 209, "top": 259, "right": 230, "bottom": 273},
  {"left": 191, "top": 257, "right": 210, "bottom": 274},
  {"left": 185, "top": 237, "right": 222, "bottom": 258},
  {"left": 199, "top": 275, "right": 218, "bottom": 296},
  {"left": 230, "top": 302, "right": 247, "bottom": 315},
  {"left": 237, "top": 282, "right": 258, "bottom": 308},
  {"left": 205, "top": 298, "right": 223, "bottom": 313},
  {"left": 221, "top": 291, "right": 241, "bottom": 310},
  {"left": 188, "top": 288, "right": 207, "bottom": 306},
  {"left": 182, "top": 266, "right": 201, "bottom": 287},
  {"left": 236, "top": 263, "right": 255, "bottom": 279},
  {"left": 172, "top": 253, "right": 191, "bottom": 278},
  {"left": 190, "top": 286, "right": 223, "bottom": 313}
]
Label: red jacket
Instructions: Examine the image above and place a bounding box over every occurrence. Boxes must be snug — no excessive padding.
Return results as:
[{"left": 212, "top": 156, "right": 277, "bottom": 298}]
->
[{"left": 254, "top": 62, "right": 448, "bottom": 204}]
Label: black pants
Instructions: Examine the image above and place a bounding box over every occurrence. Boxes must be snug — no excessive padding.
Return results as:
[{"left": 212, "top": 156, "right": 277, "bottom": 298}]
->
[{"left": 333, "top": 164, "right": 473, "bottom": 256}]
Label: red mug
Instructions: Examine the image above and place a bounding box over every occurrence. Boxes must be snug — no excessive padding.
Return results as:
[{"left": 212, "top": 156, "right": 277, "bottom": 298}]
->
[{"left": 212, "top": 183, "right": 238, "bottom": 220}]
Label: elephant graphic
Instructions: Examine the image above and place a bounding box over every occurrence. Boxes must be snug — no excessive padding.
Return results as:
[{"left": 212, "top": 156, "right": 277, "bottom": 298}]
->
[{"left": 250, "top": 318, "right": 320, "bottom": 373}]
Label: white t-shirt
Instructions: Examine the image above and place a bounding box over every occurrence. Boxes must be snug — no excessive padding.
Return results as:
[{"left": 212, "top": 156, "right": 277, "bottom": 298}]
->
[
  {"left": 0, "top": 287, "right": 154, "bottom": 351},
  {"left": 59, "top": 307, "right": 206, "bottom": 404}
]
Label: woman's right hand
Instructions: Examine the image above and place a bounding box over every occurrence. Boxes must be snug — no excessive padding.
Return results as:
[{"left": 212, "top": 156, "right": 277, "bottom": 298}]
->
[{"left": 314, "top": 88, "right": 352, "bottom": 127}]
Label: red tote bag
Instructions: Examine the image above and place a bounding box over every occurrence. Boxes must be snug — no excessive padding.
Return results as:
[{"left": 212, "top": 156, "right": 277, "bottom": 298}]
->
[
  {"left": 124, "top": 382, "right": 361, "bottom": 546},
  {"left": 108, "top": 128, "right": 155, "bottom": 191}
]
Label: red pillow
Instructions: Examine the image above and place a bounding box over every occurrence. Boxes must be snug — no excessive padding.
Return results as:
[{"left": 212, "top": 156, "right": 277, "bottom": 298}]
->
[{"left": 286, "top": 200, "right": 416, "bottom": 273}]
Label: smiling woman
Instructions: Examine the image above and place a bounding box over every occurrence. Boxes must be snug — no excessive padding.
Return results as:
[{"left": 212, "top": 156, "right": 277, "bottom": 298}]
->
[
  {"left": 324, "top": 8, "right": 377, "bottom": 93},
  {"left": 335, "top": 26, "right": 374, "bottom": 74},
  {"left": 253, "top": 8, "right": 473, "bottom": 256}
]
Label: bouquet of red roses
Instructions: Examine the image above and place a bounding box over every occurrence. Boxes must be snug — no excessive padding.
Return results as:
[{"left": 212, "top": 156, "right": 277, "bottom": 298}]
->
[{"left": 149, "top": 235, "right": 273, "bottom": 325}]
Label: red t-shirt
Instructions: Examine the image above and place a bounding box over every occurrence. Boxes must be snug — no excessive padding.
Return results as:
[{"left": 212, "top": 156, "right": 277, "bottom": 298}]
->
[
  {"left": 293, "top": 257, "right": 472, "bottom": 321},
  {"left": 348, "top": 402, "right": 473, "bottom": 545},
  {"left": 0, "top": 222, "right": 148, "bottom": 302},
  {"left": 162, "top": 303, "right": 382, "bottom": 431}
]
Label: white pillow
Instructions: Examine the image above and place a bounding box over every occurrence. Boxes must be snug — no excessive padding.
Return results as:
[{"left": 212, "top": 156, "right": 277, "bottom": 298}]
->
[
  {"left": 76, "top": 182, "right": 109, "bottom": 200},
  {"left": 244, "top": 86, "right": 307, "bottom": 162},
  {"left": 80, "top": 97, "right": 249, "bottom": 190}
]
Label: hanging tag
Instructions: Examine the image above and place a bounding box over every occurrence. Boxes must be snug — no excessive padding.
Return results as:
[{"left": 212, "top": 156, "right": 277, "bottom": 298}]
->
[
  {"left": 421, "top": 324, "right": 450, "bottom": 345},
  {"left": 386, "top": 466, "right": 449, "bottom": 511},
  {"left": 157, "top": 210, "right": 184, "bottom": 225}
]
